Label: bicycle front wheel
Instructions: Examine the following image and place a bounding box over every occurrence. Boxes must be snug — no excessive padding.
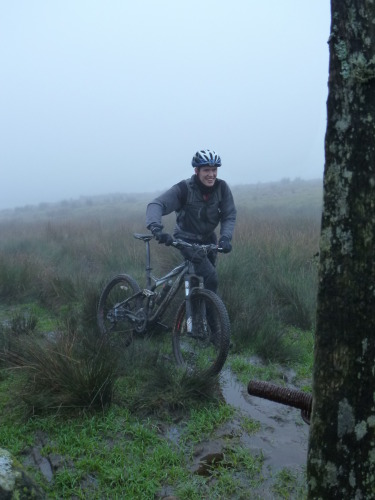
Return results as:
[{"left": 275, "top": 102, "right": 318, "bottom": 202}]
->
[
  {"left": 97, "top": 274, "right": 142, "bottom": 345},
  {"left": 172, "top": 288, "right": 231, "bottom": 377}
]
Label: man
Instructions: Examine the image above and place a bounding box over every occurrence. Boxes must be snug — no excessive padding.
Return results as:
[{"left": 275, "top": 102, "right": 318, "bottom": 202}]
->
[{"left": 146, "top": 149, "right": 237, "bottom": 293}]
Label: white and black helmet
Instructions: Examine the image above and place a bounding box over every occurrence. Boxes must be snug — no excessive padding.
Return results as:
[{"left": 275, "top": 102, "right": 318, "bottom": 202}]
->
[{"left": 191, "top": 149, "right": 222, "bottom": 168}]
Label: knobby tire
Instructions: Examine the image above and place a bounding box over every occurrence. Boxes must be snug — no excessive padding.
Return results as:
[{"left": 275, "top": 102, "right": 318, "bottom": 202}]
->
[
  {"left": 97, "top": 274, "right": 142, "bottom": 346},
  {"left": 172, "top": 288, "right": 230, "bottom": 377}
]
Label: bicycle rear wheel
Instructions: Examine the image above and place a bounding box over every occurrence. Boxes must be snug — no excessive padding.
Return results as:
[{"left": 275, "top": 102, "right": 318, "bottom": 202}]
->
[
  {"left": 172, "top": 288, "right": 231, "bottom": 377},
  {"left": 97, "top": 274, "right": 142, "bottom": 345}
]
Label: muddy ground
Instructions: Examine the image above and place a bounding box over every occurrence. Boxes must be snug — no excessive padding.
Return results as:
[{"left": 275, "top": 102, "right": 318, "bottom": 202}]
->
[
  {"left": 22, "top": 366, "right": 309, "bottom": 498},
  {"left": 222, "top": 369, "right": 308, "bottom": 468},
  {"left": 220, "top": 369, "right": 308, "bottom": 496}
]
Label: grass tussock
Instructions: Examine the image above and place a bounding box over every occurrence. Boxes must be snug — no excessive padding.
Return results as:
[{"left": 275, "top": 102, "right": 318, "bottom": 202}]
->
[
  {"left": 130, "top": 360, "right": 222, "bottom": 416},
  {"left": 6, "top": 311, "right": 38, "bottom": 336},
  {"left": 2, "top": 329, "right": 117, "bottom": 415},
  {"left": 1, "top": 319, "right": 222, "bottom": 420}
]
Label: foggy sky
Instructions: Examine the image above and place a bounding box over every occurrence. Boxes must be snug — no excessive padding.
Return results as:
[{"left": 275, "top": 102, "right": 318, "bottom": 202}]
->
[{"left": 0, "top": 1, "right": 330, "bottom": 210}]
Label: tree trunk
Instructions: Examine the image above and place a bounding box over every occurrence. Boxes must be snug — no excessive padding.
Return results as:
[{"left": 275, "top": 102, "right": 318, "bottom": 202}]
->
[{"left": 307, "top": 1, "right": 375, "bottom": 498}]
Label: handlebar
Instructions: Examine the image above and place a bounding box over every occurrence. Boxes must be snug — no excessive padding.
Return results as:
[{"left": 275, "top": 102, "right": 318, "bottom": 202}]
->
[
  {"left": 132, "top": 233, "right": 223, "bottom": 252},
  {"left": 171, "top": 238, "right": 223, "bottom": 253}
]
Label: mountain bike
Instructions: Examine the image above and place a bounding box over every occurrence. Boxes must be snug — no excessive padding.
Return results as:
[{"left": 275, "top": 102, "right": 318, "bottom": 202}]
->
[{"left": 97, "top": 233, "right": 231, "bottom": 376}]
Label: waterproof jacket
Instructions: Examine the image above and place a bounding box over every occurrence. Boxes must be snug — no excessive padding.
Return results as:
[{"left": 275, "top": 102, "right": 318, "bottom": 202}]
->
[{"left": 146, "top": 175, "right": 236, "bottom": 243}]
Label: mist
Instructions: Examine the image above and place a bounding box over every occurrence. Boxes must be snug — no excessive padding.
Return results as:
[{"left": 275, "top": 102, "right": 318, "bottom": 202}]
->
[{"left": 0, "top": 1, "right": 330, "bottom": 210}]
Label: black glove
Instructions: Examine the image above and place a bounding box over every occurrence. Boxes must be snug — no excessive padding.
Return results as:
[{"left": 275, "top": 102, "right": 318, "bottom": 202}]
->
[
  {"left": 219, "top": 236, "right": 232, "bottom": 254},
  {"left": 153, "top": 230, "right": 173, "bottom": 246}
]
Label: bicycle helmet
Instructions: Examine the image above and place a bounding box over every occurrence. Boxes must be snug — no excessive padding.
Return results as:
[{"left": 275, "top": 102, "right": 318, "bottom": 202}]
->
[{"left": 191, "top": 149, "right": 222, "bottom": 168}]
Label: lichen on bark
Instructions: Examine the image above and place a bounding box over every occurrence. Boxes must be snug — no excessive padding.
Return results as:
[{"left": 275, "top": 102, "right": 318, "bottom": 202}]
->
[{"left": 307, "top": 1, "right": 375, "bottom": 498}]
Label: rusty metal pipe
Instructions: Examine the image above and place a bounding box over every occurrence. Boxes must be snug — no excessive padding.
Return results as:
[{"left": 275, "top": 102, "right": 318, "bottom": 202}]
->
[{"left": 248, "top": 380, "right": 312, "bottom": 424}]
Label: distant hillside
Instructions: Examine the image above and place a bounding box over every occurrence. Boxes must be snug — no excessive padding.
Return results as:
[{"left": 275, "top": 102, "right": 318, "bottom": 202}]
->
[
  {"left": 232, "top": 178, "right": 323, "bottom": 216},
  {"left": 0, "top": 178, "right": 323, "bottom": 222}
]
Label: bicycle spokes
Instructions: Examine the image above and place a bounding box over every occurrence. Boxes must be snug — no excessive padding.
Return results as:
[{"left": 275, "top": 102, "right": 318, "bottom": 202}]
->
[
  {"left": 172, "top": 289, "right": 230, "bottom": 376},
  {"left": 97, "top": 275, "right": 143, "bottom": 343}
]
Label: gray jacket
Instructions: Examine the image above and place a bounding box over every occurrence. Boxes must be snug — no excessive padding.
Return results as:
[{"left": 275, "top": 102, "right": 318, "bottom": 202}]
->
[{"left": 146, "top": 175, "right": 236, "bottom": 242}]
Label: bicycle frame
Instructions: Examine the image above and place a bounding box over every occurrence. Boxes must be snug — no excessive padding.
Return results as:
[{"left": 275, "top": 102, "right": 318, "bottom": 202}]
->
[
  {"left": 98, "top": 234, "right": 230, "bottom": 376},
  {"left": 104, "top": 233, "right": 219, "bottom": 333},
  {"left": 133, "top": 234, "right": 205, "bottom": 327}
]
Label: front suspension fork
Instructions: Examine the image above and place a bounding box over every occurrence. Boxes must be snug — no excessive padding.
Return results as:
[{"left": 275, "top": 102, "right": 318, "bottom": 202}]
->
[{"left": 184, "top": 274, "right": 204, "bottom": 333}]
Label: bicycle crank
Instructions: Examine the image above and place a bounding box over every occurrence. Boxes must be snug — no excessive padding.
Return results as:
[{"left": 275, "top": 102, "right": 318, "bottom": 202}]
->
[{"left": 133, "top": 308, "right": 148, "bottom": 333}]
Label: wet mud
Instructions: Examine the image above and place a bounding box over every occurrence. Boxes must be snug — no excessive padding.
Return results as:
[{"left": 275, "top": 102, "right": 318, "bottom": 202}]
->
[
  {"left": 221, "top": 369, "right": 309, "bottom": 472},
  {"left": 183, "top": 368, "right": 309, "bottom": 498}
]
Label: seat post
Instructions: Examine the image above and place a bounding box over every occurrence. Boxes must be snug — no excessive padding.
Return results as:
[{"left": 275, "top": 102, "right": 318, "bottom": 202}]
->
[{"left": 145, "top": 239, "right": 152, "bottom": 289}]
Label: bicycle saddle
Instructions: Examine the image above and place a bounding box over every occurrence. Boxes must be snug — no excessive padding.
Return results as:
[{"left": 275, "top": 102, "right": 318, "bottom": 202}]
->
[{"left": 133, "top": 233, "right": 153, "bottom": 241}]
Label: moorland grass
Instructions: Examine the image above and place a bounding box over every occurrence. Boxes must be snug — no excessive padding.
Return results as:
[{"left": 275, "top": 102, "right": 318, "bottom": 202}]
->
[
  {"left": 0, "top": 180, "right": 320, "bottom": 398},
  {"left": 218, "top": 210, "right": 319, "bottom": 360},
  {"left": 0, "top": 180, "right": 320, "bottom": 497},
  {"left": 0, "top": 181, "right": 321, "bottom": 358}
]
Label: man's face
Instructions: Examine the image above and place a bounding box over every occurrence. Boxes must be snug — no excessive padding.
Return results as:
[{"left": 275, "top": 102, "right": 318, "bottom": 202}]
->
[{"left": 195, "top": 166, "right": 218, "bottom": 187}]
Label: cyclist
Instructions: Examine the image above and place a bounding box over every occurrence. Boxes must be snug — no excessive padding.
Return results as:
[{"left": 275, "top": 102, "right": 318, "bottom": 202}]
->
[{"left": 146, "top": 149, "right": 237, "bottom": 293}]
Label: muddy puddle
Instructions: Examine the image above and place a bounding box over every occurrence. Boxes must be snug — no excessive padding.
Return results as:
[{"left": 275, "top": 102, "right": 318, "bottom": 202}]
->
[{"left": 221, "top": 369, "right": 309, "bottom": 472}]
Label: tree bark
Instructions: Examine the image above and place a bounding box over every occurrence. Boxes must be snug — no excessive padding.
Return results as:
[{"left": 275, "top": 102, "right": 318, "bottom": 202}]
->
[{"left": 307, "top": 1, "right": 375, "bottom": 498}]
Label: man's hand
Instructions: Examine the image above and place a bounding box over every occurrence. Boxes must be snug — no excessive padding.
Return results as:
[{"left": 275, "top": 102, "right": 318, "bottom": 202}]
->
[
  {"left": 152, "top": 229, "right": 173, "bottom": 246},
  {"left": 219, "top": 236, "right": 232, "bottom": 254}
]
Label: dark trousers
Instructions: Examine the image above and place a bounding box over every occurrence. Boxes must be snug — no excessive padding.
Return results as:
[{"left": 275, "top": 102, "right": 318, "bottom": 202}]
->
[
  {"left": 192, "top": 253, "right": 218, "bottom": 293},
  {"left": 180, "top": 246, "right": 218, "bottom": 293}
]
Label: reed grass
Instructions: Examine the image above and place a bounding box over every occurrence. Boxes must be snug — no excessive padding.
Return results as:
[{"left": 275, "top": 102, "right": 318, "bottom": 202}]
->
[
  {"left": 0, "top": 181, "right": 321, "bottom": 367},
  {"left": 217, "top": 209, "right": 319, "bottom": 358}
]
